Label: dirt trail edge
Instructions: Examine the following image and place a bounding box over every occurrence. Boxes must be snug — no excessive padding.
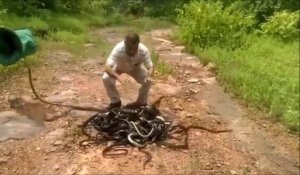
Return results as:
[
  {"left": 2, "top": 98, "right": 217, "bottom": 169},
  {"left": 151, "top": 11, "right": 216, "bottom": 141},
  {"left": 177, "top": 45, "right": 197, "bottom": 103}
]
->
[{"left": 151, "top": 29, "right": 299, "bottom": 175}]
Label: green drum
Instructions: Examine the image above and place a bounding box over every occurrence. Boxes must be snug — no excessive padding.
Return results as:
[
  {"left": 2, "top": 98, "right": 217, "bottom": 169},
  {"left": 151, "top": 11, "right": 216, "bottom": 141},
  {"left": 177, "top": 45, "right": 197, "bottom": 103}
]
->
[{"left": 0, "top": 27, "right": 37, "bottom": 65}]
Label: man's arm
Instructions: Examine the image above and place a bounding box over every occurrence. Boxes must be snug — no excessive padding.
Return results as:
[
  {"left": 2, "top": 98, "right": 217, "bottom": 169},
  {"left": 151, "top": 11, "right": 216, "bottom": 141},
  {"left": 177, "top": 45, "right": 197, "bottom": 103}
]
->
[
  {"left": 143, "top": 48, "right": 154, "bottom": 81},
  {"left": 104, "top": 65, "right": 120, "bottom": 80},
  {"left": 147, "top": 66, "right": 154, "bottom": 77},
  {"left": 104, "top": 46, "right": 122, "bottom": 82}
]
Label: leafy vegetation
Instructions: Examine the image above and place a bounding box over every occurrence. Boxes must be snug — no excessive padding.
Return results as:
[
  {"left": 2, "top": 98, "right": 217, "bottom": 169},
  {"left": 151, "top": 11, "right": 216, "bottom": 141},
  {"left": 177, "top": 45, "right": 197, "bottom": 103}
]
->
[
  {"left": 260, "top": 10, "right": 300, "bottom": 41},
  {"left": 176, "top": 1, "right": 254, "bottom": 50},
  {"left": 176, "top": 0, "right": 299, "bottom": 132}
]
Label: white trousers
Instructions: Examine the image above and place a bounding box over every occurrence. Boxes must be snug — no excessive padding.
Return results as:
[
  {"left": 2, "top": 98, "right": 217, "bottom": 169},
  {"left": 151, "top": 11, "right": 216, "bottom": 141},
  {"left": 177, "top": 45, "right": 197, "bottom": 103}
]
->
[{"left": 102, "top": 66, "right": 151, "bottom": 104}]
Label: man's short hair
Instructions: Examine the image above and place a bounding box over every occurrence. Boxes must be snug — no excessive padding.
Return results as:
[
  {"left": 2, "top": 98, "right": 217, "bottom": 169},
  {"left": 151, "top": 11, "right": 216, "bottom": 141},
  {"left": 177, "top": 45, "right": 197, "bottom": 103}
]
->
[{"left": 125, "top": 33, "right": 140, "bottom": 45}]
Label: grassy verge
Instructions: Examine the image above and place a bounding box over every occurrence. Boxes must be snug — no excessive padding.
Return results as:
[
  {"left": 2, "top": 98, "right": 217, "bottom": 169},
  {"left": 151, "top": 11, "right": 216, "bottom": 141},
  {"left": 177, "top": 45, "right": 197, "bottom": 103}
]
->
[
  {"left": 179, "top": 34, "right": 299, "bottom": 132},
  {"left": 0, "top": 12, "right": 173, "bottom": 82}
]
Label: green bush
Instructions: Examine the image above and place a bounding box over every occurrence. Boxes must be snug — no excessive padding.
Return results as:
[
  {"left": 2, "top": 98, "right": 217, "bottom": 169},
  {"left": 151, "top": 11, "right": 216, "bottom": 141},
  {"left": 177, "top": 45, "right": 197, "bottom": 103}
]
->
[
  {"left": 176, "top": 1, "right": 254, "bottom": 50},
  {"left": 144, "top": 0, "right": 191, "bottom": 20},
  {"left": 127, "top": 0, "right": 144, "bottom": 15},
  {"left": 217, "top": 0, "right": 300, "bottom": 25},
  {"left": 261, "top": 10, "right": 299, "bottom": 41}
]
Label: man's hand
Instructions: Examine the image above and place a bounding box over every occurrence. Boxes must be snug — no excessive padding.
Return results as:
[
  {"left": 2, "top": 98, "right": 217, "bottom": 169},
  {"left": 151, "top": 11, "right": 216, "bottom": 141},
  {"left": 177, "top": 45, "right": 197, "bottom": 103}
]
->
[
  {"left": 145, "top": 76, "right": 152, "bottom": 83},
  {"left": 104, "top": 65, "right": 122, "bottom": 83},
  {"left": 145, "top": 67, "right": 154, "bottom": 83}
]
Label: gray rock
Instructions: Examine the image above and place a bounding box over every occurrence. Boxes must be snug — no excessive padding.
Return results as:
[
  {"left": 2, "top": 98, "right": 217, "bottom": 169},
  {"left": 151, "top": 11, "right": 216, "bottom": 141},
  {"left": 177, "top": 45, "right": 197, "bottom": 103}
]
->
[{"left": 0, "top": 111, "right": 44, "bottom": 142}]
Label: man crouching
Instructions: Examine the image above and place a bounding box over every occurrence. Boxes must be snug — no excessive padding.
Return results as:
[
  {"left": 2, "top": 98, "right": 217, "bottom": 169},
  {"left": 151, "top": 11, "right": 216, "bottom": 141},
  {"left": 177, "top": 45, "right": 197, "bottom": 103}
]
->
[{"left": 102, "top": 33, "right": 154, "bottom": 110}]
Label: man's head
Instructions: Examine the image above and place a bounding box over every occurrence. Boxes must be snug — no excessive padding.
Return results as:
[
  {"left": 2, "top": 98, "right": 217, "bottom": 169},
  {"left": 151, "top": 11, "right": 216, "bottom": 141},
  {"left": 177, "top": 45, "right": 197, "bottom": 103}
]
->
[{"left": 124, "top": 33, "right": 140, "bottom": 57}]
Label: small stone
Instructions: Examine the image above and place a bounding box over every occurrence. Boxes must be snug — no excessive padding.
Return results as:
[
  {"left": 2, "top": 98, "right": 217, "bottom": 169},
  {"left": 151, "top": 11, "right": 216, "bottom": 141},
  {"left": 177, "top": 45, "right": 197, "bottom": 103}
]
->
[
  {"left": 60, "top": 76, "right": 72, "bottom": 82},
  {"left": 184, "top": 71, "right": 191, "bottom": 75},
  {"left": 216, "top": 163, "right": 221, "bottom": 167},
  {"left": 160, "top": 145, "right": 167, "bottom": 149},
  {"left": 195, "top": 132, "right": 201, "bottom": 136},
  {"left": 189, "top": 88, "right": 199, "bottom": 94},
  {"left": 45, "top": 129, "right": 65, "bottom": 140},
  {"left": 54, "top": 164, "right": 60, "bottom": 170},
  {"left": 1, "top": 148, "right": 11, "bottom": 156},
  {"left": 60, "top": 90, "right": 76, "bottom": 96},
  {"left": 45, "top": 113, "right": 55, "bottom": 121},
  {"left": 78, "top": 166, "right": 89, "bottom": 175},
  {"left": 107, "top": 141, "right": 114, "bottom": 147},
  {"left": 181, "top": 150, "right": 188, "bottom": 153},
  {"left": 230, "top": 170, "right": 237, "bottom": 175},
  {"left": 52, "top": 90, "right": 60, "bottom": 95},
  {"left": 54, "top": 140, "right": 63, "bottom": 146},
  {"left": 188, "top": 78, "right": 199, "bottom": 83},
  {"left": 0, "top": 157, "right": 9, "bottom": 164},
  {"left": 81, "top": 141, "right": 89, "bottom": 146},
  {"left": 84, "top": 43, "right": 95, "bottom": 47},
  {"left": 174, "top": 105, "right": 183, "bottom": 111},
  {"left": 263, "top": 124, "right": 268, "bottom": 128},
  {"left": 186, "top": 113, "right": 193, "bottom": 117},
  {"left": 47, "top": 147, "right": 57, "bottom": 153},
  {"left": 93, "top": 71, "right": 103, "bottom": 75},
  {"left": 201, "top": 77, "right": 216, "bottom": 85},
  {"left": 36, "top": 147, "right": 41, "bottom": 151}
]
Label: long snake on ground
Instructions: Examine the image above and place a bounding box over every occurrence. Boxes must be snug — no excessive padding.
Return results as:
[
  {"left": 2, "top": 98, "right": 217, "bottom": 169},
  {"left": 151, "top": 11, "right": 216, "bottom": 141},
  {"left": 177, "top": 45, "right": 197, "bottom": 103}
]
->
[{"left": 27, "top": 66, "right": 232, "bottom": 168}]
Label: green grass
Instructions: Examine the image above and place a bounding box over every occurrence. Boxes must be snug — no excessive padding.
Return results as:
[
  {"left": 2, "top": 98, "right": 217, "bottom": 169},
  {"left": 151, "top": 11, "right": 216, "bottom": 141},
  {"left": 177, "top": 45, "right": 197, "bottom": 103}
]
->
[
  {"left": 0, "top": 12, "right": 173, "bottom": 82},
  {"left": 152, "top": 50, "right": 174, "bottom": 77},
  {"left": 188, "top": 35, "right": 299, "bottom": 132}
]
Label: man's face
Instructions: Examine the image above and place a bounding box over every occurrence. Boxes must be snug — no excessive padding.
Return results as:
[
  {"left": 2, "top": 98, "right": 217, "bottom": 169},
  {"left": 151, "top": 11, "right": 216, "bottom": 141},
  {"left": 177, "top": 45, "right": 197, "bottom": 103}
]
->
[{"left": 125, "top": 41, "right": 139, "bottom": 57}]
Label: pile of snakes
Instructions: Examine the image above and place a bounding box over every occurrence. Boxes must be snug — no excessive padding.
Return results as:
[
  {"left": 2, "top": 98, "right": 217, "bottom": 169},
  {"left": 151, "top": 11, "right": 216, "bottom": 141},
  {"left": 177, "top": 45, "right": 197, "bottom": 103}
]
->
[
  {"left": 80, "top": 104, "right": 232, "bottom": 168},
  {"left": 80, "top": 104, "right": 177, "bottom": 148}
]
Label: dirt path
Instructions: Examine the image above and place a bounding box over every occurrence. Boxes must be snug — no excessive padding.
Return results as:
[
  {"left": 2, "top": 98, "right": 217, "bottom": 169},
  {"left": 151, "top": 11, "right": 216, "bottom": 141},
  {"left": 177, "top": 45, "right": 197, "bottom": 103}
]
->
[{"left": 0, "top": 28, "right": 298, "bottom": 175}]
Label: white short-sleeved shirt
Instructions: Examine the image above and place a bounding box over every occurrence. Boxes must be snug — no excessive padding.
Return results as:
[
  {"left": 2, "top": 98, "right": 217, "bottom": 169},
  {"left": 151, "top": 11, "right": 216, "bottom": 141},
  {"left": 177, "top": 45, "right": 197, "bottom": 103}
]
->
[{"left": 106, "top": 41, "right": 153, "bottom": 73}]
